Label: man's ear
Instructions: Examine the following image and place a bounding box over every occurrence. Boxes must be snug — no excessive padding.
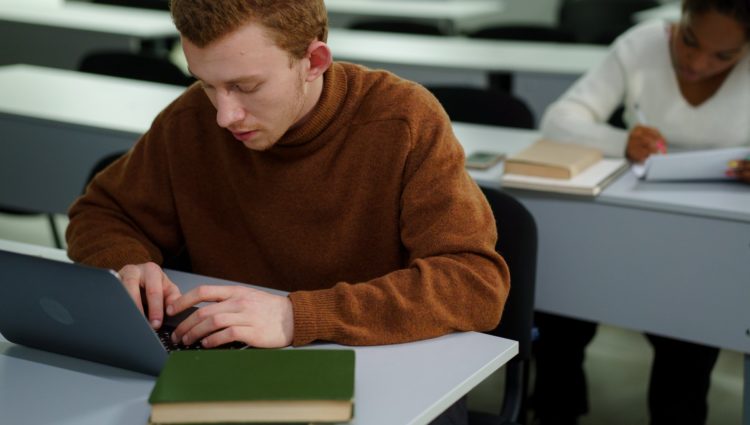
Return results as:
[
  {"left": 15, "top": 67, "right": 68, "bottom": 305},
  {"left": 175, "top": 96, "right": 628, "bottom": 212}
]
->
[{"left": 304, "top": 40, "right": 332, "bottom": 82}]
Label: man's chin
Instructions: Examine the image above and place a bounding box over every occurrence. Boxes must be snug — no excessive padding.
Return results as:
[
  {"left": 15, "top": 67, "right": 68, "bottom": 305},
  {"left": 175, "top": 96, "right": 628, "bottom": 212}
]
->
[{"left": 241, "top": 138, "right": 274, "bottom": 151}]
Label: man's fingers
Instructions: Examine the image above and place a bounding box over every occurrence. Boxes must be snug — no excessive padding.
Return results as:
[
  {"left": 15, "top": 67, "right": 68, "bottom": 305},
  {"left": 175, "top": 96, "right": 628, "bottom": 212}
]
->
[
  {"left": 118, "top": 266, "right": 145, "bottom": 314},
  {"left": 170, "top": 285, "right": 237, "bottom": 314},
  {"left": 201, "top": 325, "right": 254, "bottom": 348},
  {"left": 142, "top": 263, "right": 165, "bottom": 328},
  {"left": 178, "top": 311, "right": 247, "bottom": 346}
]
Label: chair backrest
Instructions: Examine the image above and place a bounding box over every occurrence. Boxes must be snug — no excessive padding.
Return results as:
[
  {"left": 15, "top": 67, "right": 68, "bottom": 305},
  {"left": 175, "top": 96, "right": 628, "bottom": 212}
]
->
[
  {"left": 349, "top": 19, "right": 445, "bottom": 35},
  {"left": 482, "top": 187, "right": 537, "bottom": 359},
  {"left": 78, "top": 51, "right": 194, "bottom": 87},
  {"left": 426, "top": 86, "right": 535, "bottom": 128},
  {"left": 469, "top": 187, "right": 537, "bottom": 425},
  {"left": 90, "top": 0, "right": 169, "bottom": 11},
  {"left": 465, "top": 25, "right": 576, "bottom": 93},
  {"left": 84, "top": 152, "right": 127, "bottom": 193},
  {"left": 558, "top": 0, "right": 660, "bottom": 44},
  {"left": 468, "top": 24, "right": 576, "bottom": 43}
]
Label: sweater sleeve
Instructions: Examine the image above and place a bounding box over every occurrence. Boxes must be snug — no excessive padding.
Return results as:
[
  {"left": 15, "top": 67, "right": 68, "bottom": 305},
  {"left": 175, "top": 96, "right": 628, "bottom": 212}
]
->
[
  {"left": 289, "top": 88, "right": 510, "bottom": 346},
  {"left": 66, "top": 111, "right": 184, "bottom": 271},
  {"left": 540, "top": 37, "right": 631, "bottom": 157}
]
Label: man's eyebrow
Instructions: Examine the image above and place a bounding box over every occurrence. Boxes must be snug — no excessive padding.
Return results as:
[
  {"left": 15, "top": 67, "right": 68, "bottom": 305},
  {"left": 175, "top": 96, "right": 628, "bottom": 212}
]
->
[{"left": 186, "top": 69, "right": 262, "bottom": 85}]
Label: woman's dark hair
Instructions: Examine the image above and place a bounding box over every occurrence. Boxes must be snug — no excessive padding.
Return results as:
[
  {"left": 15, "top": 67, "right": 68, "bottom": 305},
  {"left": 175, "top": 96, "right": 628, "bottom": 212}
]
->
[{"left": 682, "top": 0, "right": 750, "bottom": 39}]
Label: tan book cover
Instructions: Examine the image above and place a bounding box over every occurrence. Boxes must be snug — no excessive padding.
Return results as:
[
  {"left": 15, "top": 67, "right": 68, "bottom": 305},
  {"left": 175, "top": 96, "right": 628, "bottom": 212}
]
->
[
  {"left": 502, "top": 158, "right": 628, "bottom": 196},
  {"left": 504, "top": 139, "right": 603, "bottom": 180}
]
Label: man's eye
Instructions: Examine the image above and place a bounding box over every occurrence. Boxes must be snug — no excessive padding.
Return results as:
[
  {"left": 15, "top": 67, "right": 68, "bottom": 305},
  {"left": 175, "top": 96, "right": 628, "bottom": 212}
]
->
[{"left": 235, "top": 84, "right": 260, "bottom": 94}]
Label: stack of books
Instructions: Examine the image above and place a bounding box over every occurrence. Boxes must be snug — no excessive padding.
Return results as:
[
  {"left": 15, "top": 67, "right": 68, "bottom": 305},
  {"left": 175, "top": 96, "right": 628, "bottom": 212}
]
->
[{"left": 502, "top": 139, "right": 627, "bottom": 196}]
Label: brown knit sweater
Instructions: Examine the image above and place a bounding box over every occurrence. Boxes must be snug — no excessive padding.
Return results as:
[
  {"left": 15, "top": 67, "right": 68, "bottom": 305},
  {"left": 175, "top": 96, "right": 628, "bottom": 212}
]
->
[{"left": 67, "top": 62, "right": 509, "bottom": 346}]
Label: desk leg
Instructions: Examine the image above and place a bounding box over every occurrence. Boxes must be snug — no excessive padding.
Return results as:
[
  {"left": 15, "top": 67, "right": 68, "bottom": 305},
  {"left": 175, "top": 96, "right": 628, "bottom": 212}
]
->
[{"left": 744, "top": 354, "right": 750, "bottom": 425}]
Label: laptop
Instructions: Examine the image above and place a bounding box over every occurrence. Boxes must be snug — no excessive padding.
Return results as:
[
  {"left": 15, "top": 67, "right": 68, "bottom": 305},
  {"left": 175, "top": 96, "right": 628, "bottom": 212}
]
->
[{"left": 0, "top": 249, "right": 244, "bottom": 376}]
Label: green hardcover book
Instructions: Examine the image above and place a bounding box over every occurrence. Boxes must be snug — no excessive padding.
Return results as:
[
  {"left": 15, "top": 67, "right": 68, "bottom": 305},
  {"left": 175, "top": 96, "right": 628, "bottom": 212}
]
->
[{"left": 148, "top": 349, "right": 355, "bottom": 424}]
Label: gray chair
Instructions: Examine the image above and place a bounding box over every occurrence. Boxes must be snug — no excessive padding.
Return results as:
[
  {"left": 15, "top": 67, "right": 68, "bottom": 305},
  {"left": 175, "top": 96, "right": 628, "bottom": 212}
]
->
[
  {"left": 349, "top": 19, "right": 445, "bottom": 35},
  {"left": 0, "top": 207, "right": 62, "bottom": 249},
  {"left": 90, "top": 0, "right": 169, "bottom": 11},
  {"left": 78, "top": 51, "right": 193, "bottom": 87},
  {"left": 426, "top": 86, "right": 535, "bottom": 129},
  {"left": 469, "top": 187, "right": 538, "bottom": 425},
  {"left": 558, "top": 0, "right": 660, "bottom": 45}
]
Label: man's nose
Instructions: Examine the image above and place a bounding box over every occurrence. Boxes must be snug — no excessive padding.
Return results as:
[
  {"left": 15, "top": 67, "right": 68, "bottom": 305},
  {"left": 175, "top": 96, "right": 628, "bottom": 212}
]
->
[{"left": 215, "top": 93, "right": 245, "bottom": 129}]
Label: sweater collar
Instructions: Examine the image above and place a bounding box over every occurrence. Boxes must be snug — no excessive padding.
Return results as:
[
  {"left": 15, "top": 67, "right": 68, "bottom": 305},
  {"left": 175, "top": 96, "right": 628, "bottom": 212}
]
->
[{"left": 271, "top": 62, "right": 348, "bottom": 150}]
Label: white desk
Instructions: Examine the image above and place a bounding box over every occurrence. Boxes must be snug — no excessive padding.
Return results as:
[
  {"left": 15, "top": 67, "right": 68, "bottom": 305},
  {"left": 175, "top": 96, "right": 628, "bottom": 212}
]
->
[
  {"left": 0, "top": 240, "right": 517, "bottom": 425},
  {"left": 327, "top": 28, "right": 605, "bottom": 75},
  {"left": 3, "top": 64, "right": 750, "bottom": 421},
  {"left": 455, "top": 123, "right": 750, "bottom": 424},
  {"left": 328, "top": 29, "right": 606, "bottom": 120},
  {"left": 0, "top": 2, "right": 177, "bottom": 69},
  {"left": 324, "top": 0, "right": 506, "bottom": 34},
  {"left": 0, "top": 64, "right": 184, "bottom": 214},
  {"left": 170, "top": 29, "right": 607, "bottom": 118},
  {"left": 0, "top": 58, "right": 606, "bottom": 215}
]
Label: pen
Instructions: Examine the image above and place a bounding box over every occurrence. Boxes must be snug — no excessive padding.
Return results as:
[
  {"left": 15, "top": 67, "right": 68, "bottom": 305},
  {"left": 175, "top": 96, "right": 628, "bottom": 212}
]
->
[
  {"left": 634, "top": 102, "right": 647, "bottom": 125},
  {"left": 634, "top": 103, "right": 666, "bottom": 154}
]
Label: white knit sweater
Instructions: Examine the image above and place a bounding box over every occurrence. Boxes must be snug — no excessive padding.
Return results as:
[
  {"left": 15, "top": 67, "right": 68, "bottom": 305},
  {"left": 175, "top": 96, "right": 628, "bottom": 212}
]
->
[{"left": 541, "top": 20, "right": 750, "bottom": 157}]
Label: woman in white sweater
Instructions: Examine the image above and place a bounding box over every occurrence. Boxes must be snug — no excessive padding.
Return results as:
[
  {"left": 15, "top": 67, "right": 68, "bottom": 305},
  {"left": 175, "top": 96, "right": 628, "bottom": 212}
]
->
[
  {"left": 534, "top": 1, "right": 750, "bottom": 424},
  {"left": 541, "top": 1, "right": 750, "bottom": 172}
]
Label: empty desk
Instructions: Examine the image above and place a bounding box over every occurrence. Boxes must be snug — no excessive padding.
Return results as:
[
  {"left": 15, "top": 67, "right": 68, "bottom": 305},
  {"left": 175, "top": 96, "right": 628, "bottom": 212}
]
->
[
  {"left": 0, "top": 64, "right": 184, "bottom": 214},
  {"left": 0, "top": 2, "right": 177, "bottom": 69},
  {"left": 455, "top": 122, "right": 750, "bottom": 424},
  {"left": 325, "top": 0, "right": 506, "bottom": 35},
  {"left": 169, "top": 29, "right": 608, "bottom": 119}
]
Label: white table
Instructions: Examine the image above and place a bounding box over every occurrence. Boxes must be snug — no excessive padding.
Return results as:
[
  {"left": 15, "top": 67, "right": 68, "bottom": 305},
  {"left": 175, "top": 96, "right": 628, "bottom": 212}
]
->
[
  {"left": 170, "top": 29, "right": 607, "bottom": 119},
  {"left": 324, "top": 0, "right": 506, "bottom": 34},
  {"left": 328, "top": 28, "right": 605, "bottom": 119},
  {"left": 3, "top": 64, "right": 750, "bottom": 421},
  {"left": 0, "top": 239, "right": 517, "bottom": 425},
  {"left": 0, "top": 58, "right": 607, "bottom": 216},
  {"left": 327, "top": 28, "right": 605, "bottom": 75},
  {"left": 0, "top": 2, "right": 177, "bottom": 69},
  {"left": 0, "top": 64, "right": 184, "bottom": 214},
  {"left": 455, "top": 123, "right": 750, "bottom": 424}
]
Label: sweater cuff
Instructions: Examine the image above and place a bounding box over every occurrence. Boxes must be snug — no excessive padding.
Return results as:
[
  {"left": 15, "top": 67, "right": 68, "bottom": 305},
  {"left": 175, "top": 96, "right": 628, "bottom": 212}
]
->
[{"left": 288, "top": 290, "right": 341, "bottom": 346}]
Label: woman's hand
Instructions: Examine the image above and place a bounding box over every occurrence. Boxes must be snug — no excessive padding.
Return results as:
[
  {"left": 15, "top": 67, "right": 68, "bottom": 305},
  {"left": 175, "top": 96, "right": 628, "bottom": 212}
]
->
[
  {"left": 626, "top": 125, "right": 667, "bottom": 163},
  {"left": 727, "top": 158, "right": 750, "bottom": 183}
]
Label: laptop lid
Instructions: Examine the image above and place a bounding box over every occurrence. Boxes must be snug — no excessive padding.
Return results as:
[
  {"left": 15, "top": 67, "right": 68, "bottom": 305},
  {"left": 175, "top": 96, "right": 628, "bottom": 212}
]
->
[{"left": 0, "top": 249, "right": 169, "bottom": 376}]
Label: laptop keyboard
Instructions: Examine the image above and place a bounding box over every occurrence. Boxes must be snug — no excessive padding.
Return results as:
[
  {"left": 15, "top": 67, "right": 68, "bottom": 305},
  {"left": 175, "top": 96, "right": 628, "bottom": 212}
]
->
[
  {"left": 156, "top": 305, "right": 247, "bottom": 352},
  {"left": 157, "top": 328, "right": 203, "bottom": 351},
  {"left": 157, "top": 328, "right": 247, "bottom": 352}
]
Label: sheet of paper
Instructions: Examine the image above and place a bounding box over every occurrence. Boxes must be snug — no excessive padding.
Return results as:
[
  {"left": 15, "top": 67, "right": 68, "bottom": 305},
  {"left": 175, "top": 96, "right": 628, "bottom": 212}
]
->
[{"left": 632, "top": 147, "right": 750, "bottom": 181}]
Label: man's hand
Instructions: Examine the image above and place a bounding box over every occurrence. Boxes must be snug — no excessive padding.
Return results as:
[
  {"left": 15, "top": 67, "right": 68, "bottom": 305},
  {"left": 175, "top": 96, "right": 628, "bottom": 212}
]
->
[
  {"left": 727, "top": 158, "right": 750, "bottom": 183},
  {"left": 626, "top": 125, "right": 667, "bottom": 163},
  {"left": 117, "top": 262, "right": 182, "bottom": 329},
  {"left": 168, "top": 285, "right": 294, "bottom": 348}
]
